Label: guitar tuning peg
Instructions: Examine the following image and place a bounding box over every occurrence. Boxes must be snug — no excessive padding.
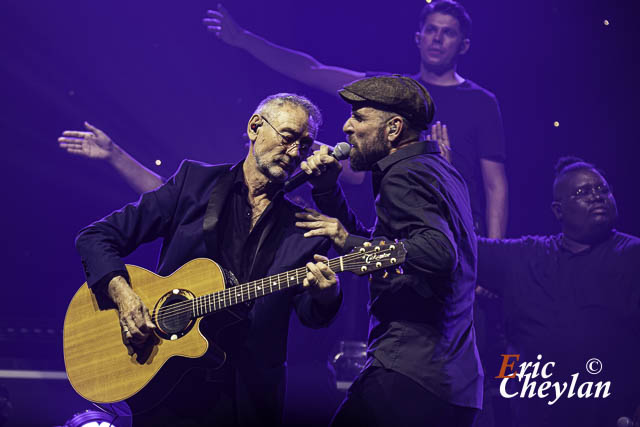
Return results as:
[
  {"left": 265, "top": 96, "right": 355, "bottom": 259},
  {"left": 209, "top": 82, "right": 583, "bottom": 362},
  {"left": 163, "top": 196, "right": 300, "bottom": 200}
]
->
[
  {"left": 382, "top": 270, "right": 389, "bottom": 279},
  {"left": 363, "top": 241, "right": 372, "bottom": 247},
  {"left": 379, "top": 240, "right": 386, "bottom": 245},
  {"left": 395, "top": 266, "right": 404, "bottom": 275}
]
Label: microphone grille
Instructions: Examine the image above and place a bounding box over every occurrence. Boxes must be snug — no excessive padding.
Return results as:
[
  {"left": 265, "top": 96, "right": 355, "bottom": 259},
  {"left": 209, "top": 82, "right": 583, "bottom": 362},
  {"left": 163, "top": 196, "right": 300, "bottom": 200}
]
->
[{"left": 333, "top": 142, "right": 352, "bottom": 161}]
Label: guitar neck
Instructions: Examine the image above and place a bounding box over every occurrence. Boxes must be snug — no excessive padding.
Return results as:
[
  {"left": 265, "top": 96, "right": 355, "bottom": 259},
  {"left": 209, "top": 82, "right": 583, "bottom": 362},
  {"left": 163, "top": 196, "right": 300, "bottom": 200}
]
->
[{"left": 191, "top": 257, "right": 346, "bottom": 318}]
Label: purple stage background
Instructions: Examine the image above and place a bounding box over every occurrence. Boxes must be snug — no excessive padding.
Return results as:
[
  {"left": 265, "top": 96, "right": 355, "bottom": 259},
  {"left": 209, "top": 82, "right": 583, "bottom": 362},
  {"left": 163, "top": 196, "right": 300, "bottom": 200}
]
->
[{"left": 1, "top": 0, "right": 638, "bottom": 424}]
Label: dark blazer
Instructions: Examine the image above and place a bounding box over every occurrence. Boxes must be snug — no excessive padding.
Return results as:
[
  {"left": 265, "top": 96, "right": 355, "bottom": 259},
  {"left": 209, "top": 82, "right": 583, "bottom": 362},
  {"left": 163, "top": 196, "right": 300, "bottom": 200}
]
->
[{"left": 76, "top": 159, "right": 340, "bottom": 423}]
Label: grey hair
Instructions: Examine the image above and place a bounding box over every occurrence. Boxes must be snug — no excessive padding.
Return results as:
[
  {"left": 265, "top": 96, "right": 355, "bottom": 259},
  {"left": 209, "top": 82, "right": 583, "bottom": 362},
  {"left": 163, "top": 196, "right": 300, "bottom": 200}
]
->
[{"left": 253, "top": 93, "right": 323, "bottom": 136}]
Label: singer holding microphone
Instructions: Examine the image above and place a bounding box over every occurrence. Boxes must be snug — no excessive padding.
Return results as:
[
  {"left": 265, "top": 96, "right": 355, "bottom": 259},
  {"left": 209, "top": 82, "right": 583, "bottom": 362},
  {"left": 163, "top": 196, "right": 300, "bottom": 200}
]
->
[{"left": 294, "top": 75, "right": 483, "bottom": 426}]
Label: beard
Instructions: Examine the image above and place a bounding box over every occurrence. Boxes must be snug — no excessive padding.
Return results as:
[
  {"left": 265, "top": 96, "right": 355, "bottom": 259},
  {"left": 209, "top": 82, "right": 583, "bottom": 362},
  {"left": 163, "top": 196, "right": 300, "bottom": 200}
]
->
[
  {"left": 255, "top": 151, "right": 294, "bottom": 182},
  {"left": 349, "top": 128, "right": 389, "bottom": 172}
]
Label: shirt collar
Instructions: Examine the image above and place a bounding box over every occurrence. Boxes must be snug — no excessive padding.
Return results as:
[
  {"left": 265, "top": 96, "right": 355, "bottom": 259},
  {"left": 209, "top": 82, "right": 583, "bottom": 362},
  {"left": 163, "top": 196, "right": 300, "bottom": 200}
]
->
[
  {"left": 230, "top": 161, "right": 245, "bottom": 189},
  {"left": 558, "top": 230, "right": 616, "bottom": 255},
  {"left": 372, "top": 140, "right": 440, "bottom": 174}
]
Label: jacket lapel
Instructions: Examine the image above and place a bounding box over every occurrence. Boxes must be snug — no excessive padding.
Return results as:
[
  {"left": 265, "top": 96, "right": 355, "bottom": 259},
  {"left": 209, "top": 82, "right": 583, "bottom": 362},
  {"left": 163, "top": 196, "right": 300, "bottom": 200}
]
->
[{"left": 203, "top": 163, "right": 237, "bottom": 256}]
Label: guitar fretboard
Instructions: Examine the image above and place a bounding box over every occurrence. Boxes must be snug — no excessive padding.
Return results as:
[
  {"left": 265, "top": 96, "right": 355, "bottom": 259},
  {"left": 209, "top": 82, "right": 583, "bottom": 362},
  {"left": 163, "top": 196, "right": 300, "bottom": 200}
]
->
[{"left": 191, "top": 258, "right": 345, "bottom": 317}]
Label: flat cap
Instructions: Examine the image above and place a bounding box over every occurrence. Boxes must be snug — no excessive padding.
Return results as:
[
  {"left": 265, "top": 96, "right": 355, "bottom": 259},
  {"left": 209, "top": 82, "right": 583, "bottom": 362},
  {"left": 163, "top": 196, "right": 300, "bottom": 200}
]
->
[{"left": 338, "top": 75, "right": 435, "bottom": 130}]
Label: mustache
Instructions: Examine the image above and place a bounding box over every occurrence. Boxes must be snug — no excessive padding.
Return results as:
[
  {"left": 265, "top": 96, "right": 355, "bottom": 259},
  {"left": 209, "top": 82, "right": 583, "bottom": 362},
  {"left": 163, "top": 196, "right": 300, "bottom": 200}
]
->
[{"left": 276, "top": 155, "right": 298, "bottom": 170}]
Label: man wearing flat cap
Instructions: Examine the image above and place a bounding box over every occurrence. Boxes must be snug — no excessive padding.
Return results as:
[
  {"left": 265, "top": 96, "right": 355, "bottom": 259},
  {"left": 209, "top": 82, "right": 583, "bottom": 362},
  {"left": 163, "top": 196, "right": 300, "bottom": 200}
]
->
[{"left": 296, "top": 75, "right": 482, "bottom": 426}]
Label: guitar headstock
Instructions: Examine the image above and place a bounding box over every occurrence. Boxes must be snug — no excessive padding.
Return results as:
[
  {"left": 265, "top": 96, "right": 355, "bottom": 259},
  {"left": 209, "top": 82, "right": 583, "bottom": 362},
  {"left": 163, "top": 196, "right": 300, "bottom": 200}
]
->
[{"left": 343, "top": 241, "right": 407, "bottom": 276}]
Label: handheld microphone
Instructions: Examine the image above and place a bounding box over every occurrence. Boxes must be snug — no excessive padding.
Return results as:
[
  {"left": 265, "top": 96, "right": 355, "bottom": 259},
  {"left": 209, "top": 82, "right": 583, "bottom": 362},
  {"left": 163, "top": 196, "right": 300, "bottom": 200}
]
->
[{"left": 283, "top": 142, "right": 351, "bottom": 193}]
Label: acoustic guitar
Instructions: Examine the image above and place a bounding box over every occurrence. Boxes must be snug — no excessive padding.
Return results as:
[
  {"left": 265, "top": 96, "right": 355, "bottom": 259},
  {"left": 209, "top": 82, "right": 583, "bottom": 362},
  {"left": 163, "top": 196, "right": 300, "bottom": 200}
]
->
[{"left": 63, "top": 242, "right": 406, "bottom": 414}]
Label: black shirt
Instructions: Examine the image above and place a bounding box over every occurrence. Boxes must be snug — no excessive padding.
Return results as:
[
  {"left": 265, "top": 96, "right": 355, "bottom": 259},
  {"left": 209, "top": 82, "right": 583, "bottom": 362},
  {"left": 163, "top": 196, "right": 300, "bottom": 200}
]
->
[
  {"left": 217, "top": 164, "right": 282, "bottom": 284},
  {"left": 367, "top": 73, "right": 507, "bottom": 233},
  {"left": 478, "top": 231, "right": 640, "bottom": 426},
  {"left": 418, "top": 79, "right": 506, "bottom": 233},
  {"left": 314, "top": 141, "right": 483, "bottom": 408}
]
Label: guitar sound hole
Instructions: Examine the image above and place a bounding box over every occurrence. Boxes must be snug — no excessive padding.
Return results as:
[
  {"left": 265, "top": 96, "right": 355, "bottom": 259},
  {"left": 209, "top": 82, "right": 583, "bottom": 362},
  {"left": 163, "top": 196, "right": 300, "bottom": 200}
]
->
[{"left": 155, "top": 293, "right": 194, "bottom": 338}]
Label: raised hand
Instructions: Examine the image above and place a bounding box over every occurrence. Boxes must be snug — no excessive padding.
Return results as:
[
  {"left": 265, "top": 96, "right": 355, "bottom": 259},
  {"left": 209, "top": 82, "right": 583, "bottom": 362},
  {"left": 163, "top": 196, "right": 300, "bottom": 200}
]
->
[
  {"left": 203, "top": 4, "right": 246, "bottom": 48},
  {"left": 295, "top": 208, "right": 349, "bottom": 250},
  {"left": 299, "top": 144, "right": 343, "bottom": 192},
  {"left": 58, "top": 122, "right": 116, "bottom": 160},
  {"left": 427, "top": 121, "right": 452, "bottom": 163}
]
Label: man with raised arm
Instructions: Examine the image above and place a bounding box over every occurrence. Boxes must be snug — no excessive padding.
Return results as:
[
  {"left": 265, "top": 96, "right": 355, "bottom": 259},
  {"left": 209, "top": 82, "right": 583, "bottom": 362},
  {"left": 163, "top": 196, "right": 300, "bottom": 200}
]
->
[
  {"left": 58, "top": 123, "right": 360, "bottom": 194},
  {"left": 74, "top": 93, "right": 342, "bottom": 426},
  {"left": 476, "top": 157, "right": 640, "bottom": 427},
  {"left": 58, "top": 122, "right": 164, "bottom": 194},
  {"left": 205, "top": 0, "right": 508, "bottom": 238}
]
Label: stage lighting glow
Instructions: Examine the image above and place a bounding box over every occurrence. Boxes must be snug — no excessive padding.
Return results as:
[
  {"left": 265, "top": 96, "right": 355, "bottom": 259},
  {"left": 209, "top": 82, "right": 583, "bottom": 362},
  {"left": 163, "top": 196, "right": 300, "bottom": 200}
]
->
[
  {"left": 63, "top": 409, "right": 131, "bottom": 427},
  {"left": 155, "top": 159, "right": 162, "bottom": 166},
  {"left": 553, "top": 121, "right": 560, "bottom": 127},
  {"left": 603, "top": 19, "right": 610, "bottom": 26}
]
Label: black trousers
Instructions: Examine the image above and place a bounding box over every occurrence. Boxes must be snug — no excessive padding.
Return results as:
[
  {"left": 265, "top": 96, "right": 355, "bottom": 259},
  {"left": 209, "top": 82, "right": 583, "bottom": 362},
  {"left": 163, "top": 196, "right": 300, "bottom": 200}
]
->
[
  {"left": 132, "top": 368, "right": 237, "bottom": 427},
  {"left": 132, "top": 366, "right": 284, "bottom": 427},
  {"left": 331, "top": 366, "right": 478, "bottom": 427}
]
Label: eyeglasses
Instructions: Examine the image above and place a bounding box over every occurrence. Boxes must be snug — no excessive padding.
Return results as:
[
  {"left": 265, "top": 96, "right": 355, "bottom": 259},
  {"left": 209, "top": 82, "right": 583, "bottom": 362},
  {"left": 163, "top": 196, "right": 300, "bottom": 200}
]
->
[
  {"left": 569, "top": 183, "right": 612, "bottom": 200},
  {"left": 261, "top": 116, "right": 312, "bottom": 154}
]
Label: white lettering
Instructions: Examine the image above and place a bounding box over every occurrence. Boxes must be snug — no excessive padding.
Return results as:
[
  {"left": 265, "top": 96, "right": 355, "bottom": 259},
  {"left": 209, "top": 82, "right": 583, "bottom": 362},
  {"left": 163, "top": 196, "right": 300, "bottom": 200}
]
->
[
  {"left": 363, "top": 252, "right": 390, "bottom": 264},
  {"left": 577, "top": 381, "right": 593, "bottom": 398},
  {"left": 548, "top": 381, "right": 568, "bottom": 405},
  {"left": 498, "top": 356, "right": 613, "bottom": 406},
  {"left": 530, "top": 354, "right": 543, "bottom": 378},
  {"left": 594, "top": 381, "right": 611, "bottom": 398},
  {"left": 520, "top": 375, "right": 537, "bottom": 398},
  {"left": 567, "top": 373, "right": 579, "bottom": 398},
  {"left": 541, "top": 361, "right": 555, "bottom": 379},
  {"left": 517, "top": 361, "right": 534, "bottom": 381},
  {"left": 499, "top": 378, "right": 518, "bottom": 398},
  {"left": 537, "top": 381, "right": 551, "bottom": 399}
]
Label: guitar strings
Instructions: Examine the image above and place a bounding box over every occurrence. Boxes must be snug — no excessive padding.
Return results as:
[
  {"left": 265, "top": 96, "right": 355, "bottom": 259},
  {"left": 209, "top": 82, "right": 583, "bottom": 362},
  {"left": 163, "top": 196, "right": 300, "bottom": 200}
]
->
[
  {"left": 153, "top": 246, "right": 403, "bottom": 320},
  {"left": 152, "top": 247, "right": 409, "bottom": 322},
  {"left": 153, "top": 253, "right": 369, "bottom": 322},
  {"left": 152, "top": 248, "right": 402, "bottom": 323},
  {"left": 152, "top": 247, "right": 412, "bottom": 323}
]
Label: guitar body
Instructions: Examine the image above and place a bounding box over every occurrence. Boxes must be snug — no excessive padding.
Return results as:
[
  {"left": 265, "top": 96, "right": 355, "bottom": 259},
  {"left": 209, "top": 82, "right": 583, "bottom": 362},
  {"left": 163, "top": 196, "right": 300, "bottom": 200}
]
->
[
  {"left": 63, "top": 258, "right": 235, "bottom": 414},
  {"left": 63, "top": 243, "right": 407, "bottom": 415}
]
